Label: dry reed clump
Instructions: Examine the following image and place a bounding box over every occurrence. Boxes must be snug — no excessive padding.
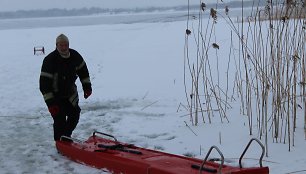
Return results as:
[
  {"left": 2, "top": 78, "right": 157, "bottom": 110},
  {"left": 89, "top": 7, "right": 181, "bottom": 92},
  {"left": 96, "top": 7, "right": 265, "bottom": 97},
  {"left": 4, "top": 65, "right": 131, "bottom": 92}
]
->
[
  {"left": 259, "top": 5, "right": 305, "bottom": 21},
  {"left": 184, "top": 0, "right": 305, "bottom": 155}
]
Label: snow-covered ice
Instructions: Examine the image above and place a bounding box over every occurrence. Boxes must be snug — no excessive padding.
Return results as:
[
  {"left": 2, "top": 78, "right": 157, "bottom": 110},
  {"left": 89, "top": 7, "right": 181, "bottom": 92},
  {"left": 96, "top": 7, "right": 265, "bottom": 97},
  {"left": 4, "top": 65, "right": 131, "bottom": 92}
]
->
[{"left": 0, "top": 10, "right": 305, "bottom": 174}]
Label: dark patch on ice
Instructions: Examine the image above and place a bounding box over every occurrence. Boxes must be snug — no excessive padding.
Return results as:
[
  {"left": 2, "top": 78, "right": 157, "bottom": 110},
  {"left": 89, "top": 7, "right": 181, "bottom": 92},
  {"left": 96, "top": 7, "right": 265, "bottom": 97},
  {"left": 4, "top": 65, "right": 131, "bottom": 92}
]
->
[
  {"left": 183, "top": 152, "right": 196, "bottom": 158},
  {"left": 82, "top": 99, "right": 135, "bottom": 112},
  {"left": 164, "top": 135, "right": 176, "bottom": 140},
  {"left": 114, "top": 110, "right": 165, "bottom": 117},
  {"left": 142, "top": 132, "right": 168, "bottom": 139},
  {"left": 153, "top": 145, "right": 165, "bottom": 151}
]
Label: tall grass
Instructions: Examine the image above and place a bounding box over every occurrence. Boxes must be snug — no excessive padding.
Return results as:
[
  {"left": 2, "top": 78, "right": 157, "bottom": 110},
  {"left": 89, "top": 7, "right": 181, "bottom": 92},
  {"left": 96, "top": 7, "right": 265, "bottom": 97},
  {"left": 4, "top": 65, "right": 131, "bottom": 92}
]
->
[{"left": 184, "top": 0, "right": 305, "bottom": 154}]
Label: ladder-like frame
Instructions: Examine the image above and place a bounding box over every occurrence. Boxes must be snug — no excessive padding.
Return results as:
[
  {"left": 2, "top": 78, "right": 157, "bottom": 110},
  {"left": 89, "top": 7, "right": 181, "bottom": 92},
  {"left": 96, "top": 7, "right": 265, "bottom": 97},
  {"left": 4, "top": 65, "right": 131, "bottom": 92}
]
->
[{"left": 199, "top": 138, "right": 265, "bottom": 174}]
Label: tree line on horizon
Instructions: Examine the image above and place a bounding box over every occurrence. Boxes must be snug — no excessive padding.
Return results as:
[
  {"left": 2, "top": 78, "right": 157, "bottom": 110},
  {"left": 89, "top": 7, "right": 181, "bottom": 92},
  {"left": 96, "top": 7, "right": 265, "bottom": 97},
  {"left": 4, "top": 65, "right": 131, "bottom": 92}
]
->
[{"left": 0, "top": 1, "right": 265, "bottom": 19}]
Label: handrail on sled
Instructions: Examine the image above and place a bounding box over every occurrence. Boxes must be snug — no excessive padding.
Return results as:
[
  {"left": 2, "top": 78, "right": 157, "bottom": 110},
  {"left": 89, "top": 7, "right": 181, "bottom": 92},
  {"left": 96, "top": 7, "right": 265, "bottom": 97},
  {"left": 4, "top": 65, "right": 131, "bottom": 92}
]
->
[
  {"left": 200, "top": 145, "right": 224, "bottom": 174},
  {"left": 93, "top": 131, "right": 118, "bottom": 142},
  {"left": 239, "top": 138, "right": 265, "bottom": 168}
]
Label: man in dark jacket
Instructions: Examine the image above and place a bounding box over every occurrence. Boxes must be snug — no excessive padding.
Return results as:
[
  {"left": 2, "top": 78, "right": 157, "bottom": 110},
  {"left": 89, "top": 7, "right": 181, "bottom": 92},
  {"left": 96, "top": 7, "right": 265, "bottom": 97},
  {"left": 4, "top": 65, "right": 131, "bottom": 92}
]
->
[{"left": 39, "top": 34, "right": 92, "bottom": 141}]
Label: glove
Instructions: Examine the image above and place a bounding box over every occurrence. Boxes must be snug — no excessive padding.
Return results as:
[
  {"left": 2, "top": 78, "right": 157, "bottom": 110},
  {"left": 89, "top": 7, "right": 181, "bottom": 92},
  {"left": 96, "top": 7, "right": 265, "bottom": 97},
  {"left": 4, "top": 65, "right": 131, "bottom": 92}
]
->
[
  {"left": 48, "top": 105, "right": 60, "bottom": 117},
  {"left": 84, "top": 90, "right": 92, "bottom": 99}
]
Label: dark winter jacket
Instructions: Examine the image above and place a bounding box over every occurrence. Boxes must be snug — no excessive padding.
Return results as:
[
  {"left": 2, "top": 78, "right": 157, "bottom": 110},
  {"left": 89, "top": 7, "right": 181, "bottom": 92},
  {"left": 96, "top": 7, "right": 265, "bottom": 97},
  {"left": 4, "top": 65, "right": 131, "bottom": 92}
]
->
[{"left": 39, "top": 49, "right": 91, "bottom": 107}]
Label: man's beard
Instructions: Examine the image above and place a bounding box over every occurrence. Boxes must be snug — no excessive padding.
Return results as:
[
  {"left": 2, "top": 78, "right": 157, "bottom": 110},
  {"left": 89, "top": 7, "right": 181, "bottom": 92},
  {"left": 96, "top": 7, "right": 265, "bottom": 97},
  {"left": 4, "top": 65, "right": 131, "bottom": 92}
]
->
[{"left": 57, "top": 49, "right": 70, "bottom": 58}]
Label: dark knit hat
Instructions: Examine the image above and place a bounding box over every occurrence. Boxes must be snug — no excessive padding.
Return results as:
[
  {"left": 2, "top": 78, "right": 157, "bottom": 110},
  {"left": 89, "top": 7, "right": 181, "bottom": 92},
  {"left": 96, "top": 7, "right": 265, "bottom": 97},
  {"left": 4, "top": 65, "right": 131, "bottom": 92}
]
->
[{"left": 56, "top": 34, "right": 69, "bottom": 43}]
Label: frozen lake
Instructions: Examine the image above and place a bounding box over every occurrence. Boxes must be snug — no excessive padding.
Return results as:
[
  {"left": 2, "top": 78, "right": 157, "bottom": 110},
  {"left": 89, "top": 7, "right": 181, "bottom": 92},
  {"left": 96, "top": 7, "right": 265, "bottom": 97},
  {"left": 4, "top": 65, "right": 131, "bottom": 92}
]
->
[{"left": 0, "top": 7, "right": 254, "bottom": 30}]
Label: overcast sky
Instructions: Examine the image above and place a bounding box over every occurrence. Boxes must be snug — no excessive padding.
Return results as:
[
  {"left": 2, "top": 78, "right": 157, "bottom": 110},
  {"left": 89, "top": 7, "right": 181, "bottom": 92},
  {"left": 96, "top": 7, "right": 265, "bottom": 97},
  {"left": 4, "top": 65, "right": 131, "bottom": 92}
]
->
[{"left": 0, "top": 0, "right": 238, "bottom": 12}]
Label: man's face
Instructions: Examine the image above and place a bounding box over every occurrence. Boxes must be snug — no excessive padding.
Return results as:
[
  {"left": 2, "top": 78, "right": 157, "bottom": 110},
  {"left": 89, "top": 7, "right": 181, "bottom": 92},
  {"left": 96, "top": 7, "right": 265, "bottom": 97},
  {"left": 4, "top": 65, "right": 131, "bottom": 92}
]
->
[{"left": 56, "top": 41, "right": 69, "bottom": 55}]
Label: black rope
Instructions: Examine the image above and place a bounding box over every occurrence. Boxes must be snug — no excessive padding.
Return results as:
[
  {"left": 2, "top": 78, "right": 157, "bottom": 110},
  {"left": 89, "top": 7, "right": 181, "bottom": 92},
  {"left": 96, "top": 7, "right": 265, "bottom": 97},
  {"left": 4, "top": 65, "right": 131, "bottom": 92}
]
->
[{"left": 97, "top": 143, "right": 142, "bottom": 155}]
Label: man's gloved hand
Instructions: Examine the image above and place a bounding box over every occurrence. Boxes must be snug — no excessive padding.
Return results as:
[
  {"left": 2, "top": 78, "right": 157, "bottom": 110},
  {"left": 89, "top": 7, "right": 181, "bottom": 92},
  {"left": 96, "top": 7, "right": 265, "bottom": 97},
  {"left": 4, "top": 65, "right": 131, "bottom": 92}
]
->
[
  {"left": 48, "top": 105, "right": 60, "bottom": 117},
  {"left": 84, "top": 90, "right": 92, "bottom": 99}
]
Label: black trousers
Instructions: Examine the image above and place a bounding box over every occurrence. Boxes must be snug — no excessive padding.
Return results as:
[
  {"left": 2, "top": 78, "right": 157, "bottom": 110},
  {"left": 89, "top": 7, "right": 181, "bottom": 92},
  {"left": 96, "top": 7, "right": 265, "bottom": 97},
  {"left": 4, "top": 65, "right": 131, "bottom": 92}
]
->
[{"left": 52, "top": 99, "right": 81, "bottom": 141}]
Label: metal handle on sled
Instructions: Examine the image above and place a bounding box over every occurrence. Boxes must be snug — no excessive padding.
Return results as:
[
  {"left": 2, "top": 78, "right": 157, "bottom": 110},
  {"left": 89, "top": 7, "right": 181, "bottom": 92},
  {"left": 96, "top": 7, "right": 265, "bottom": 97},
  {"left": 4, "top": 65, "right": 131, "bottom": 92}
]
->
[
  {"left": 200, "top": 145, "right": 224, "bottom": 174},
  {"left": 93, "top": 131, "right": 118, "bottom": 142},
  {"left": 239, "top": 138, "right": 265, "bottom": 168}
]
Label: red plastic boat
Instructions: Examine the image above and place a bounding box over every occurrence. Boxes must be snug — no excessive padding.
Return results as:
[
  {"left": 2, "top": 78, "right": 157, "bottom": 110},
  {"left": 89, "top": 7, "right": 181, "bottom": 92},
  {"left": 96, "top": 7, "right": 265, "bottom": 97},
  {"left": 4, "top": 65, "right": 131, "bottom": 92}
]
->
[{"left": 56, "top": 131, "right": 269, "bottom": 174}]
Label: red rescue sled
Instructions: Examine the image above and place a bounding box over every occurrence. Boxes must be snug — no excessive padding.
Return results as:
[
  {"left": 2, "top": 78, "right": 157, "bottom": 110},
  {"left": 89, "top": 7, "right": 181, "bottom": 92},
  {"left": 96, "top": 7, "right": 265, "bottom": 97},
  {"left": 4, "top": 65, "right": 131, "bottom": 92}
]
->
[{"left": 56, "top": 131, "right": 269, "bottom": 174}]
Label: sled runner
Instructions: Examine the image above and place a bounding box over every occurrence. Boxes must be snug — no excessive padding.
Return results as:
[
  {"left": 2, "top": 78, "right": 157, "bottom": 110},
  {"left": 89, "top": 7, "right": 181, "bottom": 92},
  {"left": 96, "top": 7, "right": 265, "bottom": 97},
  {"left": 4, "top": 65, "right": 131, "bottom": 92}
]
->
[{"left": 56, "top": 131, "right": 269, "bottom": 174}]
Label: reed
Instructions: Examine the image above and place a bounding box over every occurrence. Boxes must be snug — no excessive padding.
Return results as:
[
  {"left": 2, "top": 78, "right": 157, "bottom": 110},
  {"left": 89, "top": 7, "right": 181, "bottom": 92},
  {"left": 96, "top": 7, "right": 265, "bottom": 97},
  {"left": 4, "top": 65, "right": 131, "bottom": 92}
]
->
[{"left": 184, "top": 0, "right": 305, "bottom": 154}]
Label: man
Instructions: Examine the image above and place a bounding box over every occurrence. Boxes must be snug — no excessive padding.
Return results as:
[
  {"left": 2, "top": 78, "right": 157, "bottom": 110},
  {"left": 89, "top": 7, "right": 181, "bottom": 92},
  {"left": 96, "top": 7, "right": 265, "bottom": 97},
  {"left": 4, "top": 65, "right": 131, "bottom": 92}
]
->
[{"left": 39, "top": 34, "right": 92, "bottom": 141}]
